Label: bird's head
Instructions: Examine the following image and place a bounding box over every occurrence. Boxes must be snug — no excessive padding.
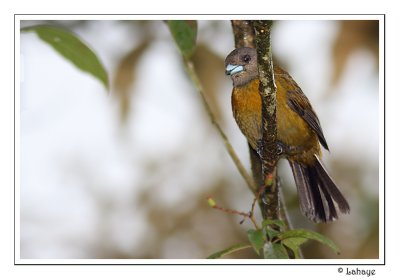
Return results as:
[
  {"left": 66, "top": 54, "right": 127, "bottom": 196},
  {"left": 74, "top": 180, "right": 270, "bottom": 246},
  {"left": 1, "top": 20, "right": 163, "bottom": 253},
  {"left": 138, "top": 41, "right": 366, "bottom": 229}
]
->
[{"left": 225, "top": 47, "right": 258, "bottom": 87}]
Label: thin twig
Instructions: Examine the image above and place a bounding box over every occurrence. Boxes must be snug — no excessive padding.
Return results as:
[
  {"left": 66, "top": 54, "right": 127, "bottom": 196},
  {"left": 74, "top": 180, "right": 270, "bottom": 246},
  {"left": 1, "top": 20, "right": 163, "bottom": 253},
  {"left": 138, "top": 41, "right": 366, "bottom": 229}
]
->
[
  {"left": 208, "top": 196, "right": 260, "bottom": 229},
  {"left": 183, "top": 59, "right": 257, "bottom": 194}
]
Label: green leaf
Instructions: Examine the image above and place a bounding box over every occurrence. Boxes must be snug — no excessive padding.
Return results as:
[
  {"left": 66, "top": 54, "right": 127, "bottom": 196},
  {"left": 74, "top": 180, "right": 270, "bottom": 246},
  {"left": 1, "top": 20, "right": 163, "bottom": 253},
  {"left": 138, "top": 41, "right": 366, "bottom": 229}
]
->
[
  {"left": 206, "top": 243, "right": 252, "bottom": 259},
  {"left": 262, "top": 219, "right": 287, "bottom": 230},
  {"left": 21, "top": 25, "right": 109, "bottom": 90},
  {"left": 263, "top": 242, "right": 289, "bottom": 259},
  {"left": 247, "top": 229, "right": 265, "bottom": 256},
  {"left": 281, "top": 237, "right": 307, "bottom": 259},
  {"left": 262, "top": 219, "right": 286, "bottom": 240},
  {"left": 167, "top": 20, "right": 198, "bottom": 59},
  {"left": 263, "top": 227, "right": 281, "bottom": 240},
  {"left": 278, "top": 229, "right": 340, "bottom": 255}
]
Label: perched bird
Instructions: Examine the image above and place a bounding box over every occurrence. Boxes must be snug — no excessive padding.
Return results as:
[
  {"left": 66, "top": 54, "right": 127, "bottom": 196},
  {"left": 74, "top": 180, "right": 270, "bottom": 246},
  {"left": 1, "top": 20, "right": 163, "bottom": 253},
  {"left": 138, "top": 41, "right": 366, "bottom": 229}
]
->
[{"left": 225, "top": 47, "right": 350, "bottom": 223}]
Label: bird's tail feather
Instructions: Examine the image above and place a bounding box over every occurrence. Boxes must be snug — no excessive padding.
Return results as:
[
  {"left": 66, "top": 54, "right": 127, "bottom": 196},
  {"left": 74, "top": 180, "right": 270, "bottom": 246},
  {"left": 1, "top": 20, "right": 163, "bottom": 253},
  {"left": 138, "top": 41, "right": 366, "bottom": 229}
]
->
[{"left": 289, "top": 155, "right": 350, "bottom": 223}]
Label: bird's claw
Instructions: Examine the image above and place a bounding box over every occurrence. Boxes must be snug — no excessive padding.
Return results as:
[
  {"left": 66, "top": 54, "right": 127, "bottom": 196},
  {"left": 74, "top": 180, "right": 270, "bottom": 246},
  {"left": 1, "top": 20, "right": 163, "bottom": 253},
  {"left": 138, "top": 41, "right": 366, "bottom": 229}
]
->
[{"left": 256, "top": 140, "right": 285, "bottom": 159}]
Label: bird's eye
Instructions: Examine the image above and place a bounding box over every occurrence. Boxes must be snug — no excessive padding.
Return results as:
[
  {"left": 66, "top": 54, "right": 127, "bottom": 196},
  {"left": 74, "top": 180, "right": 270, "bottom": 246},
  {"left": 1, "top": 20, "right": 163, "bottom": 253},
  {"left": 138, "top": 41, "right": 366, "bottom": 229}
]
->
[{"left": 243, "top": 54, "right": 251, "bottom": 63}]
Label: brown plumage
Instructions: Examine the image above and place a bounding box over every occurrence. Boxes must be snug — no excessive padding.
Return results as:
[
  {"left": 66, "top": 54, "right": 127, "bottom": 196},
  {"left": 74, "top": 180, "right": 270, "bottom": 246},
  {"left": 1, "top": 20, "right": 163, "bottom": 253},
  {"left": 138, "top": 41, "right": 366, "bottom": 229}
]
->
[{"left": 225, "top": 47, "right": 350, "bottom": 223}]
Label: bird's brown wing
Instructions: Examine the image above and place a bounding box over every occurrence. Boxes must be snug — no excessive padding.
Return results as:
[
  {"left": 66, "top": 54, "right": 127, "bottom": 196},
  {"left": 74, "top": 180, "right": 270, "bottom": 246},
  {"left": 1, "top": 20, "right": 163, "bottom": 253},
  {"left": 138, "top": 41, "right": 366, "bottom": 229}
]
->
[
  {"left": 275, "top": 65, "right": 329, "bottom": 151},
  {"left": 286, "top": 89, "right": 329, "bottom": 151}
]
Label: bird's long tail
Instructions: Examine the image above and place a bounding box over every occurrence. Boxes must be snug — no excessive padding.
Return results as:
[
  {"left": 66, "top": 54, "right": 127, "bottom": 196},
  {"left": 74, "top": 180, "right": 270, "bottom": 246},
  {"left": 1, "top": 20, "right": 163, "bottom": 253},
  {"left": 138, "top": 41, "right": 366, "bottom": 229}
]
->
[{"left": 289, "top": 155, "right": 350, "bottom": 223}]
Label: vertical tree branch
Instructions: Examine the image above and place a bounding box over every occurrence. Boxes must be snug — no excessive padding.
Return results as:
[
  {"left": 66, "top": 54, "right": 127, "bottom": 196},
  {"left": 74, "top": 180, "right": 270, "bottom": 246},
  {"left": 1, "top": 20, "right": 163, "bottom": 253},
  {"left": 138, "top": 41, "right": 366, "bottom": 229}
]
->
[
  {"left": 230, "top": 20, "right": 264, "bottom": 195},
  {"left": 231, "top": 20, "right": 256, "bottom": 48},
  {"left": 230, "top": 20, "right": 280, "bottom": 221},
  {"left": 252, "top": 20, "right": 279, "bottom": 221}
]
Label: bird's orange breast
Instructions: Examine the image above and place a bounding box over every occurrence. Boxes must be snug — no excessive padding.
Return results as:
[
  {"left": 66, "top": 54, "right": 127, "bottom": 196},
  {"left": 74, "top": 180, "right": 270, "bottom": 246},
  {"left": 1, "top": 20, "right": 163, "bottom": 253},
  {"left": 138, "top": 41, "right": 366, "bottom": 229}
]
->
[
  {"left": 231, "top": 79, "right": 262, "bottom": 150},
  {"left": 231, "top": 76, "right": 321, "bottom": 164}
]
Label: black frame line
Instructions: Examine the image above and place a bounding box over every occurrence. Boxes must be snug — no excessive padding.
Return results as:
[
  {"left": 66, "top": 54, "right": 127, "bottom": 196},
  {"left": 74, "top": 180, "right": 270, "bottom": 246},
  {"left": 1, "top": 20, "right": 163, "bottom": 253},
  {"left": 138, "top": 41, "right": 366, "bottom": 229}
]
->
[{"left": 14, "top": 13, "right": 385, "bottom": 266}]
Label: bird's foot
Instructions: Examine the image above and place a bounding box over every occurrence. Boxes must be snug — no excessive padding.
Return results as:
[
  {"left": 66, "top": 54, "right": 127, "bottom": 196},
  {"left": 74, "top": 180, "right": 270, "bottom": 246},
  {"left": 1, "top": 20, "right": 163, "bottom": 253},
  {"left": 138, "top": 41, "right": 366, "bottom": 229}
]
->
[
  {"left": 256, "top": 140, "right": 285, "bottom": 159},
  {"left": 277, "top": 141, "right": 303, "bottom": 157}
]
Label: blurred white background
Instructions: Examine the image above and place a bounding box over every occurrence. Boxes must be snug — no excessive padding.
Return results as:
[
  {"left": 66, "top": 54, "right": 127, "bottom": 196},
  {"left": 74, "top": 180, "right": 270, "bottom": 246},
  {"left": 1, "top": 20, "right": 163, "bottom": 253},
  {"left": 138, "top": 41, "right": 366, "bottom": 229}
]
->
[{"left": 19, "top": 20, "right": 379, "bottom": 259}]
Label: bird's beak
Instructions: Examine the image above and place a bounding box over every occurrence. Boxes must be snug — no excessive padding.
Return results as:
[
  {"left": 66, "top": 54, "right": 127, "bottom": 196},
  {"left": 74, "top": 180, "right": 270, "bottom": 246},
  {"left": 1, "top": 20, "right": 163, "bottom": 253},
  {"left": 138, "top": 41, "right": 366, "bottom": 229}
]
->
[{"left": 225, "top": 64, "right": 244, "bottom": 76}]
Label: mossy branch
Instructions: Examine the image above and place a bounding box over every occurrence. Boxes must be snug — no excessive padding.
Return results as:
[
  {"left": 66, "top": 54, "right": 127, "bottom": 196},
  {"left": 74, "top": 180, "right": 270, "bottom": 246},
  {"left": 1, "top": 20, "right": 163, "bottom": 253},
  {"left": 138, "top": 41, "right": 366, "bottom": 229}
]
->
[
  {"left": 252, "top": 20, "right": 279, "bottom": 221},
  {"left": 230, "top": 20, "right": 280, "bottom": 221}
]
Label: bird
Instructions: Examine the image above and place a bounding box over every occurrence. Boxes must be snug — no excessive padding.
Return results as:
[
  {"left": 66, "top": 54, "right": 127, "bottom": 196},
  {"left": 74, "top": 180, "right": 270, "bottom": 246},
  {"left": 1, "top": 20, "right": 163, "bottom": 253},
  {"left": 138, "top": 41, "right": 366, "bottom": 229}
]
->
[{"left": 225, "top": 47, "right": 350, "bottom": 223}]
